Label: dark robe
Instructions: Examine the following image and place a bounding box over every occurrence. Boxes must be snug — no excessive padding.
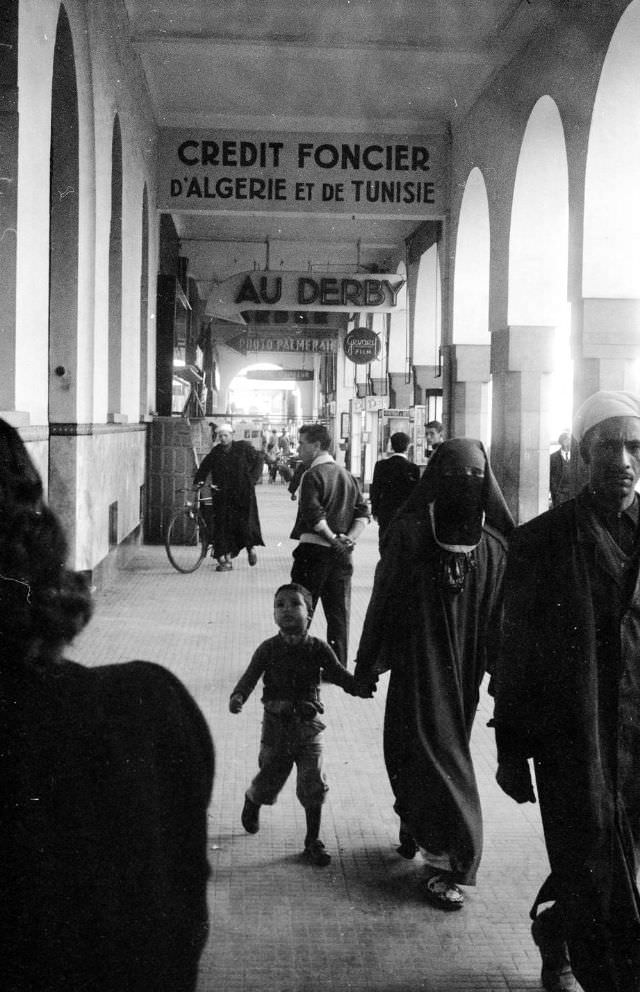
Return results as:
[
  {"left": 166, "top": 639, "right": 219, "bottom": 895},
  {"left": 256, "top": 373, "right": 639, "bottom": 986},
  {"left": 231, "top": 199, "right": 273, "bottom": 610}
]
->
[
  {"left": 194, "top": 440, "right": 264, "bottom": 559},
  {"left": 354, "top": 514, "right": 508, "bottom": 885},
  {"left": 3, "top": 658, "right": 214, "bottom": 992},
  {"left": 494, "top": 491, "right": 640, "bottom": 988}
]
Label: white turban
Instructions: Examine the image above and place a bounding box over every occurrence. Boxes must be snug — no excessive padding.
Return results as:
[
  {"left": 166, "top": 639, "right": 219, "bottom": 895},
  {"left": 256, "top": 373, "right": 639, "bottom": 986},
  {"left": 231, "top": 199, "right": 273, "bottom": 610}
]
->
[
  {"left": 216, "top": 423, "right": 234, "bottom": 434},
  {"left": 573, "top": 390, "right": 640, "bottom": 442}
]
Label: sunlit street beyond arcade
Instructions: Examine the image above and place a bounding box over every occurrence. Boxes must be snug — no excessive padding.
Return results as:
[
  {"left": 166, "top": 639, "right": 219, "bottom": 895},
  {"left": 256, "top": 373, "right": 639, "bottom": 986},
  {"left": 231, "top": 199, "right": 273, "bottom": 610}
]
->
[{"left": 70, "top": 484, "right": 550, "bottom": 992}]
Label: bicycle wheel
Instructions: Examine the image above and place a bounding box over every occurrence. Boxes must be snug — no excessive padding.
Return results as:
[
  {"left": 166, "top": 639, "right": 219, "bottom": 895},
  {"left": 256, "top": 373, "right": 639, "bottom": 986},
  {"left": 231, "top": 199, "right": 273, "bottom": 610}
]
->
[{"left": 165, "top": 508, "right": 208, "bottom": 573}]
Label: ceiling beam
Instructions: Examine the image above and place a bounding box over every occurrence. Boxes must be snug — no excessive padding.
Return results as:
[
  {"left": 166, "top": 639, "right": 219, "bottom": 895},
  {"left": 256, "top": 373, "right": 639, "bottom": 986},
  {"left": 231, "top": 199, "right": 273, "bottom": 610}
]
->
[{"left": 130, "top": 33, "right": 490, "bottom": 62}]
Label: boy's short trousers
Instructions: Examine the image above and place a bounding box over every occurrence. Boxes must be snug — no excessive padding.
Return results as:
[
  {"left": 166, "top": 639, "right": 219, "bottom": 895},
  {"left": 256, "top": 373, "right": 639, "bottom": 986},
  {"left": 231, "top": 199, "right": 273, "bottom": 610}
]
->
[{"left": 247, "top": 709, "right": 328, "bottom": 808}]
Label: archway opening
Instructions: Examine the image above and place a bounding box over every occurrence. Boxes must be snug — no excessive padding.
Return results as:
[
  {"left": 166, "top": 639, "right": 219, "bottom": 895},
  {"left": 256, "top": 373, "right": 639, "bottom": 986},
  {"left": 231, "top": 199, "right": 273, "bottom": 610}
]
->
[
  {"left": 451, "top": 167, "right": 492, "bottom": 443},
  {"left": 228, "top": 362, "right": 302, "bottom": 424},
  {"left": 583, "top": 0, "right": 640, "bottom": 299},
  {"left": 107, "top": 115, "right": 123, "bottom": 418},
  {"left": 453, "top": 168, "right": 490, "bottom": 345},
  {"left": 413, "top": 244, "right": 442, "bottom": 440},
  {"left": 580, "top": 0, "right": 640, "bottom": 399},
  {"left": 509, "top": 96, "right": 570, "bottom": 432},
  {"left": 48, "top": 4, "right": 79, "bottom": 425},
  {"left": 139, "top": 184, "right": 149, "bottom": 419}
]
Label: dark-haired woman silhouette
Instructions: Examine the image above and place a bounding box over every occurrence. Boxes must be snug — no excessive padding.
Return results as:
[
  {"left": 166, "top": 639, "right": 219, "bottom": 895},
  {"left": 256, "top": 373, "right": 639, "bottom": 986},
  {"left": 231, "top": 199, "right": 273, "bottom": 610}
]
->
[{"left": 0, "top": 419, "right": 214, "bottom": 992}]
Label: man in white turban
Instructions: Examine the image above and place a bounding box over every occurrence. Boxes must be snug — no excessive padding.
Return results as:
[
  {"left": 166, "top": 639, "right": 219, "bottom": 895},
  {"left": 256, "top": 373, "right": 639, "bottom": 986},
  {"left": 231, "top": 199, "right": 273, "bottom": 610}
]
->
[
  {"left": 194, "top": 423, "right": 264, "bottom": 570},
  {"left": 493, "top": 390, "right": 640, "bottom": 992}
]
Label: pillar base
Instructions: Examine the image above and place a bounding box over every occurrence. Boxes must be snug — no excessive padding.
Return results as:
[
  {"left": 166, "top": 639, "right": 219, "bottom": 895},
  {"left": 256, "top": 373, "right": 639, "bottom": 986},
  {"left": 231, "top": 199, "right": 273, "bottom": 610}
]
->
[
  {"left": 441, "top": 345, "right": 490, "bottom": 441},
  {"left": 491, "top": 326, "right": 556, "bottom": 523}
]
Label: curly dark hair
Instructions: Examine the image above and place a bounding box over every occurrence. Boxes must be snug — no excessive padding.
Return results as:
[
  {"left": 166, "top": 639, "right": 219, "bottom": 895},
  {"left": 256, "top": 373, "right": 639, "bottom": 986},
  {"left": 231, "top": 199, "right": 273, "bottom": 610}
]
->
[
  {"left": 0, "top": 420, "right": 93, "bottom": 662},
  {"left": 298, "top": 423, "right": 332, "bottom": 450}
]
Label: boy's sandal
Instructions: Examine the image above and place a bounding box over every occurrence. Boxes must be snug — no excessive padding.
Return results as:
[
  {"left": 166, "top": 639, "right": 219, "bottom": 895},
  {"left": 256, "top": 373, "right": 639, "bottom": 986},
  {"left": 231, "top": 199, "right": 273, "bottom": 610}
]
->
[
  {"left": 424, "top": 872, "right": 465, "bottom": 910},
  {"left": 241, "top": 797, "right": 260, "bottom": 834},
  {"left": 397, "top": 827, "right": 418, "bottom": 860},
  {"left": 303, "top": 839, "right": 331, "bottom": 867}
]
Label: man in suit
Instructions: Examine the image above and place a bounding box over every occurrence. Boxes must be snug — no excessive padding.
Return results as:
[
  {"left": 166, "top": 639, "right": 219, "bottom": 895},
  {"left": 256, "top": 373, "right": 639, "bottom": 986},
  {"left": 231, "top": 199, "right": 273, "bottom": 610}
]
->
[
  {"left": 549, "top": 430, "right": 574, "bottom": 507},
  {"left": 425, "top": 420, "right": 445, "bottom": 458},
  {"left": 369, "top": 432, "right": 420, "bottom": 550}
]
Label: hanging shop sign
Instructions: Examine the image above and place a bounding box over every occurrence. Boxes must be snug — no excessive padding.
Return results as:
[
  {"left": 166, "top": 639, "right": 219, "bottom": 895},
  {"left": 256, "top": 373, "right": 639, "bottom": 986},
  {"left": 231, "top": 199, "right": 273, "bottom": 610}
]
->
[
  {"left": 206, "top": 270, "right": 406, "bottom": 323},
  {"left": 158, "top": 129, "right": 447, "bottom": 216},
  {"left": 344, "top": 328, "right": 381, "bottom": 365},
  {"left": 226, "top": 334, "right": 338, "bottom": 355},
  {"left": 245, "top": 369, "right": 314, "bottom": 381}
]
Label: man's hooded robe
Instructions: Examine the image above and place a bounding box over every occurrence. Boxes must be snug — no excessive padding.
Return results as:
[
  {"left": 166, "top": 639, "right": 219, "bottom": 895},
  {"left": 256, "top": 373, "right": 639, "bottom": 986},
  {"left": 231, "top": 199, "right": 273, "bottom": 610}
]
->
[
  {"left": 195, "top": 440, "right": 264, "bottom": 559},
  {"left": 494, "top": 489, "right": 640, "bottom": 931}
]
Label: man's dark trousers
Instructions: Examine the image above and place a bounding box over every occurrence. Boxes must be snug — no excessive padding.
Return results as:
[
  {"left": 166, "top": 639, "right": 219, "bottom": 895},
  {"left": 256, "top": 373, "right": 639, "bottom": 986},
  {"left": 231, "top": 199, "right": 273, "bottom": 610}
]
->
[{"left": 291, "top": 543, "right": 352, "bottom": 667}]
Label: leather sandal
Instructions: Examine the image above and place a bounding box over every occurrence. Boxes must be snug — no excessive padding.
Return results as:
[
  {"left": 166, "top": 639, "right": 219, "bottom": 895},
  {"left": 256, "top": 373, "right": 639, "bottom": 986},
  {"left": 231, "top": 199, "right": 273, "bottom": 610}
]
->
[{"left": 423, "top": 871, "right": 465, "bottom": 911}]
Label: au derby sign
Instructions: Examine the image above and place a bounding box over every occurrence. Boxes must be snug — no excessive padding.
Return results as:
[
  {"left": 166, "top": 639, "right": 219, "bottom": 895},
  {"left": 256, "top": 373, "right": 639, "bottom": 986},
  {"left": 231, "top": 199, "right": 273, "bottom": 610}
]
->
[{"left": 206, "top": 271, "right": 406, "bottom": 324}]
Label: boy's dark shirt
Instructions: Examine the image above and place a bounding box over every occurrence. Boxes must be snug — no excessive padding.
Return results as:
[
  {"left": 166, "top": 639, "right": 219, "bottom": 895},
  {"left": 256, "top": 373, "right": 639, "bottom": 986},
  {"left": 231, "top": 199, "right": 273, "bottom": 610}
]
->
[{"left": 231, "top": 633, "right": 359, "bottom": 713}]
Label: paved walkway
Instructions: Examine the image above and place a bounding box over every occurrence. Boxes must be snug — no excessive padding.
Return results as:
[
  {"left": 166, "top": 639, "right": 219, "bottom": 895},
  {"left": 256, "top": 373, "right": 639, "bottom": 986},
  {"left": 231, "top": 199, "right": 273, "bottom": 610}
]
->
[{"left": 69, "top": 483, "right": 551, "bottom": 992}]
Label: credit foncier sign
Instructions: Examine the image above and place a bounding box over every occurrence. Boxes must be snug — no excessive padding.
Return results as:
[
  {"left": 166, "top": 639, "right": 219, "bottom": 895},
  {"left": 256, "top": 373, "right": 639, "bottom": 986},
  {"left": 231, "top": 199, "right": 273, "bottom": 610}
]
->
[{"left": 158, "top": 129, "right": 447, "bottom": 216}]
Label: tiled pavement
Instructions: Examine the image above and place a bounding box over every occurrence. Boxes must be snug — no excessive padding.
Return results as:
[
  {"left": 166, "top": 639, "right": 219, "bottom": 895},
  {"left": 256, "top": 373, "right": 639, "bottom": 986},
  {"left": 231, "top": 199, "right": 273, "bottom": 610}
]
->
[{"left": 68, "top": 483, "right": 551, "bottom": 992}]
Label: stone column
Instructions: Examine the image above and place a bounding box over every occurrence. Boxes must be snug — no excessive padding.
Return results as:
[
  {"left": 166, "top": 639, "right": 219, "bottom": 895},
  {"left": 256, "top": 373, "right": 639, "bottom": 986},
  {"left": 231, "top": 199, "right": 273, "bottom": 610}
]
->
[
  {"left": 490, "top": 326, "right": 555, "bottom": 523},
  {"left": 573, "top": 298, "right": 640, "bottom": 408},
  {"left": 0, "top": 8, "right": 19, "bottom": 413},
  {"left": 441, "top": 344, "right": 490, "bottom": 441}
]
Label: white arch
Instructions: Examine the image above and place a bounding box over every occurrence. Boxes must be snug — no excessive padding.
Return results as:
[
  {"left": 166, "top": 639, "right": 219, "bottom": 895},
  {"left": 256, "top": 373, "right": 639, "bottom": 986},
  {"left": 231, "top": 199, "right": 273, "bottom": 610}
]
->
[
  {"left": 509, "top": 95, "right": 569, "bottom": 327},
  {"left": 413, "top": 245, "right": 440, "bottom": 365},
  {"left": 583, "top": 0, "right": 640, "bottom": 297},
  {"left": 228, "top": 361, "right": 303, "bottom": 420},
  {"left": 453, "top": 168, "right": 490, "bottom": 343},
  {"left": 388, "top": 259, "right": 408, "bottom": 373}
]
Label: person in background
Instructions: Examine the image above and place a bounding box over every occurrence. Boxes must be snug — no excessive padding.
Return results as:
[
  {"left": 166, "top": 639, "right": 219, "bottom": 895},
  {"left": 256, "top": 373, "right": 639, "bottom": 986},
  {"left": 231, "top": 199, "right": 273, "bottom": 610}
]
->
[
  {"left": 194, "top": 423, "right": 264, "bottom": 570},
  {"left": 425, "top": 420, "right": 445, "bottom": 457},
  {"left": 265, "top": 430, "right": 280, "bottom": 484},
  {"left": 278, "top": 429, "right": 291, "bottom": 459},
  {"left": 354, "top": 439, "right": 513, "bottom": 910},
  {"left": 549, "top": 429, "right": 575, "bottom": 507},
  {"left": 494, "top": 390, "right": 640, "bottom": 992},
  {"left": 229, "top": 583, "right": 373, "bottom": 867},
  {"left": 1, "top": 418, "right": 214, "bottom": 992},
  {"left": 288, "top": 458, "right": 306, "bottom": 501},
  {"left": 369, "top": 431, "right": 421, "bottom": 551},
  {"left": 290, "top": 423, "right": 370, "bottom": 667}
]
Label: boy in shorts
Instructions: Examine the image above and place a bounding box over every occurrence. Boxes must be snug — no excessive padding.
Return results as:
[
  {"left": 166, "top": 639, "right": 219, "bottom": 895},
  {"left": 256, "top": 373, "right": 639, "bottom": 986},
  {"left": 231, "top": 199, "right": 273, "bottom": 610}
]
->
[{"left": 229, "top": 582, "right": 373, "bottom": 866}]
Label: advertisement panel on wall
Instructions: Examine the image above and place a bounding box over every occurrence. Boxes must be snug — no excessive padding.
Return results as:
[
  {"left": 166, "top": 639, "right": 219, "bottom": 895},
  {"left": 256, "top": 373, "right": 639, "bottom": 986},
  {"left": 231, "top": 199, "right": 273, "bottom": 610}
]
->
[{"left": 158, "top": 129, "right": 448, "bottom": 217}]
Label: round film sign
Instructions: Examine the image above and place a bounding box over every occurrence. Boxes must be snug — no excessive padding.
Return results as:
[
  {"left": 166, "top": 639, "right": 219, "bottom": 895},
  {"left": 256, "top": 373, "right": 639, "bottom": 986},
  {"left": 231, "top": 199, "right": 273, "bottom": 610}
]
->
[{"left": 344, "top": 327, "right": 381, "bottom": 365}]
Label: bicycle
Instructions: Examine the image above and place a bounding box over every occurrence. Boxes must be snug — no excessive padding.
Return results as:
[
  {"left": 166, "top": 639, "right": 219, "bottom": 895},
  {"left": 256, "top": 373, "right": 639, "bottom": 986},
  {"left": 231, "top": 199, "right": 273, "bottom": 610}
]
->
[{"left": 164, "top": 487, "right": 217, "bottom": 573}]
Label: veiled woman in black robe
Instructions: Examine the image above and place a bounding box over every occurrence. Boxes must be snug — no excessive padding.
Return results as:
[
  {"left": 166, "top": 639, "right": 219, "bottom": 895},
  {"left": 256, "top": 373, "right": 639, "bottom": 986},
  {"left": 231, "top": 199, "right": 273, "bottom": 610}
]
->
[{"left": 355, "top": 438, "right": 513, "bottom": 908}]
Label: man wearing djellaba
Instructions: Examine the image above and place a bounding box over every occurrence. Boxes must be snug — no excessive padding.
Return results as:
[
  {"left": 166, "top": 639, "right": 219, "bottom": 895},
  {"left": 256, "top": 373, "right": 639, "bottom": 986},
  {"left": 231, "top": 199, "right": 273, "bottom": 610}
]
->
[{"left": 494, "top": 390, "right": 640, "bottom": 992}]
